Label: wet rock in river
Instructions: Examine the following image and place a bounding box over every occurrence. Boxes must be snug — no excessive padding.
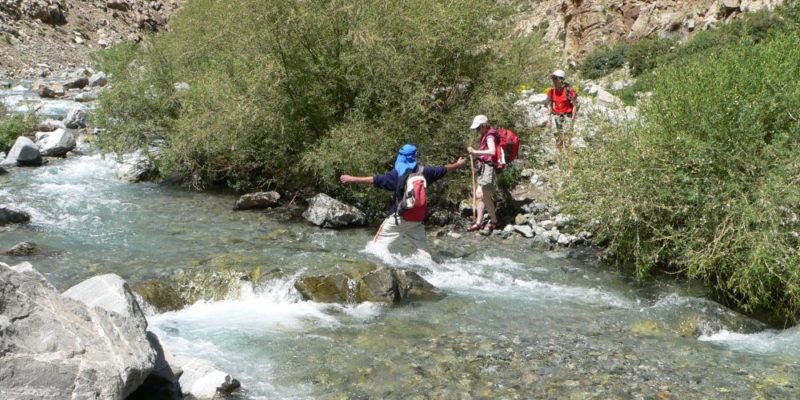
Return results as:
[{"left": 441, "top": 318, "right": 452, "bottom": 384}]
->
[
  {"left": 295, "top": 273, "right": 355, "bottom": 303},
  {"left": 35, "top": 128, "right": 76, "bottom": 156},
  {"left": 63, "top": 106, "right": 87, "bottom": 128},
  {"left": 303, "top": 193, "right": 366, "bottom": 228},
  {"left": 37, "top": 82, "right": 66, "bottom": 98},
  {"left": 117, "top": 150, "right": 156, "bottom": 182},
  {"left": 0, "top": 205, "right": 31, "bottom": 225},
  {"left": 173, "top": 355, "right": 241, "bottom": 400},
  {"left": 233, "top": 190, "right": 281, "bottom": 210},
  {"left": 296, "top": 265, "right": 443, "bottom": 304},
  {"left": 3, "top": 136, "right": 43, "bottom": 166},
  {"left": 0, "top": 241, "right": 37, "bottom": 256},
  {"left": 132, "top": 279, "right": 185, "bottom": 312}
]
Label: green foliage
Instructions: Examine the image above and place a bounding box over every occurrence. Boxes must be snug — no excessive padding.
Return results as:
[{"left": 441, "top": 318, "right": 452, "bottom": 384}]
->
[
  {"left": 626, "top": 37, "right": 675, "bottom": 76},
  {"left": 94, "top": 0, "right": 552, "bottom": 212},
  {"left": 0, "top": 107, "right": 38, "bottom": 153},
  {"left": 579, "top": 43, "right": 629, "bottom": 79},
  {"left": 560, "top": 31, "right": 800, "bottom": 325}
]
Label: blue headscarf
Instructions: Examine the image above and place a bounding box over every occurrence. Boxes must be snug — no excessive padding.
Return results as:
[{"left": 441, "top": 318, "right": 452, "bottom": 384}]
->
[{"left": 394, "top": 144, "right": 417, "bottom": 176}]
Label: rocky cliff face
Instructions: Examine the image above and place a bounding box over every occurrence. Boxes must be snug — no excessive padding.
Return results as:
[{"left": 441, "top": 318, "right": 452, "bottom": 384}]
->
[
  {"left": 515, "top": 0, "right": 784, "bottom": 65},
  {"left": 0, "top": 0, "right": 183, "bottom": 77}
]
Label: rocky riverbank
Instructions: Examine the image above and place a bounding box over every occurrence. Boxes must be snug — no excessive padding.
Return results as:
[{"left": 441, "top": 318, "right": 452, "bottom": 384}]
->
[{"left": 0, "top": 261, "right": 241, "bottom": 399}]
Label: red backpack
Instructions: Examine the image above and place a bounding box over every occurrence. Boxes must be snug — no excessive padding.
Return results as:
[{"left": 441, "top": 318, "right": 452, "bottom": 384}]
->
[
  {"left": 494, "top": 128, "right": 519, "bottom": 171},
  {"left": 398, "top": 170, "right": 428, "bottom": 221}
]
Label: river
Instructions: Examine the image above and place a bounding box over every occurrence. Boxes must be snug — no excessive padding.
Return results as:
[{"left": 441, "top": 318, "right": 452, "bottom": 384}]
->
[{"left": 2, "top": 89, "right": 799, "bottom": 399}]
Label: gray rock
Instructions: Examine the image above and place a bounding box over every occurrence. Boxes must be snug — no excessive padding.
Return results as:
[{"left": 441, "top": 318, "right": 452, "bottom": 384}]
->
[
  {"left": 89, "top": 72, "right": 107, "bottom": 87},
  {"left": 233, "top": 191, "right": 281, "bottom": 210},
  {"left": 555, "top": 213, "right": 572, "bottom": 229},
  {"left": 117, "top": 150, "right": 155, "bottom": 182},
  {"left": 529, "top": 93, "right": 549, "bottom": 105},
  {"left": 4, "top": 136, "right": 43, "bottom": 166},
  {"left": 557, "top": 233, "right": 573, "bottom": 246},
  {"left": 36, "top": 128, "right": 76, "bottom": 156},
  {"left": 302, "top": 193, "right": 366, "bottom": 228},
  {"left": 62, "top": 273, "right": 148, "bottom": 329},
  {"left": 37, "top": 82, "right": 66, "bottom": 98},
  {"left": 296, "top": 266, "right": 442, "bottom": 304},
  {"left": 74, "top": 91, "right": 99, "bottom": 102},
  {"left": 173, "top": 355, "right": 240, "bottom": 399},
  {"left": 173, "top": 82, "right": 190, "bottom": 91},
  {"left": 513, "top": 224, "right": 534, "bottom": 238},
  {"left": 0, "top": 205, "right": 31, "bottom": 226},
  {"left": 294, "top": 273, "right": 354, "bottom": 303},
  {"left": 539, "top": 220, "right": 556, "bottom": 230},
  {"left": 0, "top": 242, "right": 37, "bottom": 256},
  {"left": 63, "top": 106, "right": 87, "bottom": 128},
  {"left": 394, "top": 269, "right": 445, "bottom": 302},
  {"left": 62, "top": 76, "right": 89, "bottom": 90},
  {"left": 0, "top": 265, "right": 156, "bottom": 399},
  {"left": 36, "top": 119, "right": 67, "bottom": 132},
  {"left": 596, "top": 89, "right": 621, "bottom": 107},
  {"left": 358, "top": 267, "right": 397, "bottom": 303},
  {"left": 107, "top": 0, "right": 132, "bottom": 11}
]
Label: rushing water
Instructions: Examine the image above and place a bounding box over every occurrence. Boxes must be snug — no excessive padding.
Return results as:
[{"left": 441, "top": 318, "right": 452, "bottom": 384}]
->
[{"left": 2, "top": 103, "right": 800, "bottom": 398}]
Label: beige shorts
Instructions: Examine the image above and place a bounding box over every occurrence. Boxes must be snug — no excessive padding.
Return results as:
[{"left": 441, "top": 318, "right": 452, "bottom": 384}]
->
[{"left": 477, "top": 163, "right": 496, "bottom": 191}]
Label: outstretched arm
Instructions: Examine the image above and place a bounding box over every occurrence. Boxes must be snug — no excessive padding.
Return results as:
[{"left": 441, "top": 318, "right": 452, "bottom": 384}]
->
[
  {"left": 340, "top": 175, "right": 374, "bottom": 185},
  {"left": 445, "top": 157, "right": 467, "bottom": 173}
]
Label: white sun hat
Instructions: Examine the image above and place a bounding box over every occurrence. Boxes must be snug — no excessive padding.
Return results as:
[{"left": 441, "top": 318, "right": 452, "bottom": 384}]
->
[{"left": 470, "top": 115, "right": 488, "bottom": 130}]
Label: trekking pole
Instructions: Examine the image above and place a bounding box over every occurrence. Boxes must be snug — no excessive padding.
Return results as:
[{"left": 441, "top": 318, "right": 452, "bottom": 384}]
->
[{"left": 469, "top": 154, "right": 477, "bottom": 220}]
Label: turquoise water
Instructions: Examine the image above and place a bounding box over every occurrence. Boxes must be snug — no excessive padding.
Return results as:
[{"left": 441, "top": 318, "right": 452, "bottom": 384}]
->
[{"left": 2, "top": 147, "right": 799, "bottom": 398}]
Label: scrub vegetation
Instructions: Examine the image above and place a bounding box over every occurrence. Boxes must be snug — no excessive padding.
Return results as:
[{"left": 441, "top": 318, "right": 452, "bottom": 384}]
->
[
  {"left": 562, "top": 3, "right": 800, "bottom": 325},
  {"left": 93, "top": 0, "right": 555, "bottom": 212}
]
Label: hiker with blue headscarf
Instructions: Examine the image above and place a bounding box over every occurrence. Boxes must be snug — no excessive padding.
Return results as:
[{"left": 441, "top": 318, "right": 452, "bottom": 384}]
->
[{"left": 340, "top": 144, "right": 466, "bottom": 254}]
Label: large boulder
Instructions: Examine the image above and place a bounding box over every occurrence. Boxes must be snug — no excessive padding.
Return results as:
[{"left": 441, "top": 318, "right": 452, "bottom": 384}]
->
[
  {"left": 295, "top": 266, "right": 443, "bottom": 304},
  {"left": 302, "top": 193, "right": 366, "bottom": 228},
  {"left": 173, "top": 355, "right": 241, "bottom": 400},
  {"left": 0, "top": 265, "right": 156, "bottom": 399},
  {"left": 0, "top": 205, "right": 31, "bottom": 225},
  {"left": 35, "top": 128, "right": 76, "bottom": 156},
  {"left": 116, "top": 150, "right": 156, "bottom": 182},
  {"left": 62, "top": 76, "right": 89, "bottom": 90},
  {"left": 62, "top": 273, "right": 148, "bottom": 328},
  {"left": 4, "top": 136, "right": 43, "bottom": 166},
  {"left": 233, "top": 191, "right": 281, "bottom": 210}
]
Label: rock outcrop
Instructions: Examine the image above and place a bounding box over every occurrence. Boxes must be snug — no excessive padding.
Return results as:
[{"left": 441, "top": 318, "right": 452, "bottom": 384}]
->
[
  {"left": 0, "top": 265, "right": 156, "bottom": 399},
  {"left": 302, "top": 193, "right": 366, "bottom": 228},
  {"left": 515, "top": 0, "right": 784, "bottom": 65}
]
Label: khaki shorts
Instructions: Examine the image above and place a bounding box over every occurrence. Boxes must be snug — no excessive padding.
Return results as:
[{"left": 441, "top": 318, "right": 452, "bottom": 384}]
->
[
  {"left": 477, "top": 163, "right": 496, "bottom": 190},
  {"left": 552, "top": 114, "right": 572, "bottom": 133}
]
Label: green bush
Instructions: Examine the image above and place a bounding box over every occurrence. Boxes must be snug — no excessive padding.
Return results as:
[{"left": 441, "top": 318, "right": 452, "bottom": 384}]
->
[
  {"left": 626, "top": 37, "right": 675, "bottom": 76},
  {"left": 94, "top": 0, "right": 553, "bottom": 212},
  {"left": 0, "top": 108, "right": 38, "bottom": 153},
  {"left": 579, "top": 43, "right": 629, "bottom": 79},
  {"left": 560, "top": 31, "right": 800, "bottom": 325}
]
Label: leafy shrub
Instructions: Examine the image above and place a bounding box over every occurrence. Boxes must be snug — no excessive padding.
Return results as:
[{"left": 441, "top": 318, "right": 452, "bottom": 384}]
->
[
  {"left": 626, "top": 37, "right": 674, "bottom": 76},
  {"left": 579, "top": 43, "right": 629, "bottom": 79},
  {"left": 560, "top": 32, "right": 800, "bottom": 325},
  {"left": 94, "top": 0, "right": 553, "bottom": 213},
  {"left": 0, "top": 108, "right": 38, "bottom": 153}
]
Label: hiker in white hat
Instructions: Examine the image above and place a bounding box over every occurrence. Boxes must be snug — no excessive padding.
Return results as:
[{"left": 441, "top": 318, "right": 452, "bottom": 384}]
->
[{"left": 546, "top": 69, "right": 578, "bottom": 154}]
